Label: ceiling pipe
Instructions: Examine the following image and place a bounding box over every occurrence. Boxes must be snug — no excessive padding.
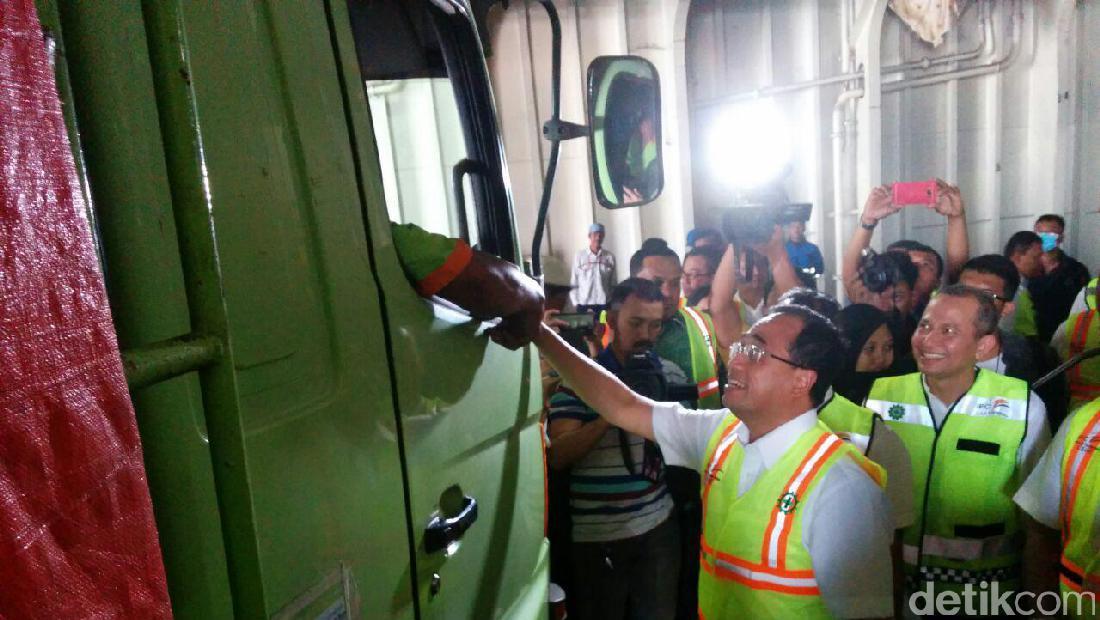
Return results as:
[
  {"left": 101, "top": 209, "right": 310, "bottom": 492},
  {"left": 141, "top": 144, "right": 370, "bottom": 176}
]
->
[
  {"left": 696, "top": 0, "right": 997, "bottom": 109},
  {"left": 882, "top": 0, "right": 1021, "bottom": 93},
  {"left": 831, "top": 86, "right": 865, "bottom": 306}
]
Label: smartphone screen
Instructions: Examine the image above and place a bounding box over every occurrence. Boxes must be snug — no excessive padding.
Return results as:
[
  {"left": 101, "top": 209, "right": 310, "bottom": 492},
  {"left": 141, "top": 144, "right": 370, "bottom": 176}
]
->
[
  {"left": 556, "top": 313, "right": 595, "bottom": 330},
  {"left": 892, "top": 180, "right": 937, "bottom": 205}
]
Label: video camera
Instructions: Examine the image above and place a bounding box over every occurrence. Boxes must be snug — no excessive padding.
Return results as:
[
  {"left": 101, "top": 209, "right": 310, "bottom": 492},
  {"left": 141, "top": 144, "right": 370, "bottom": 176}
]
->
[
  {"left": 721, "top": 202, "right": 813, "bottom": 245},
  {"left": 615, "top": 351, "right": 697, "bottom": 482},
  {"left": 858, "top": 248, "right": 903, "bottom": 294},
  {"left": 619, "top": 351, "right": 699, "bottom": 404}
]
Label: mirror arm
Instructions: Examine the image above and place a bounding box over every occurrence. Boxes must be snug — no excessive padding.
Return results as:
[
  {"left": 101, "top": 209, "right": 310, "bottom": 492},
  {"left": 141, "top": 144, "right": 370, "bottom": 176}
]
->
[
  {"left": 543, "top": 119, "right": 589, "bottom": 142},
  {"left": 530, "top": 0, "right": 565, "bottom": 278}
]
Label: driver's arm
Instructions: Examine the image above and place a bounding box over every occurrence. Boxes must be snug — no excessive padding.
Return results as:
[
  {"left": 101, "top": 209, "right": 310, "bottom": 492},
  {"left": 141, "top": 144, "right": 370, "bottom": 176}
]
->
[
  {"left": 534, "top": 324, "right": 657, "bottom": 440},
  {"left": 391, "top": 222, "right": 544, "bottom": 349}
]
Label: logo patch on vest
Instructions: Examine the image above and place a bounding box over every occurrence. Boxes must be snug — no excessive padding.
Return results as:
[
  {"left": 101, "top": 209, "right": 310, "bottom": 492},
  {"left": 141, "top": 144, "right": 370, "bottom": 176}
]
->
[
  {"left": 777, "top": 491, "right": 799, "bottom": 514},
  {"left": 888, "top": 404, "right": 905, "bottom": 420},
  {"left": 975, "top": 398, "right": 1011, "bottom": 418}
]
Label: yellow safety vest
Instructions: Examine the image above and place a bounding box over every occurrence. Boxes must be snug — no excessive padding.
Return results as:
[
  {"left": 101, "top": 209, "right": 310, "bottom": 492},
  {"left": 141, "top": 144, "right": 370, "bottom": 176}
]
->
[
  {"left": 1085, "top": 277, "right": 1097, "bottom": 311},
  {"left": 1062, "top": 309, "right": 1100, "bottom": 411},
  {"left": 819, "top": 392, "right": 876, "bottom": 455},
  {"left": 866, "top": 370, "right": 1029, "bottom": 592},
  {"left": 1058, "top": 399, "right": 1100, "bottom": 609},
  {"left": 697, "top": 415, "right": 885, "bottom": 619},
  {"left": 681, "top": 306, "right": 722, "bottom": 408},
  {"left": 1013, "top": 287, "right": 1039, "bottom": 338}
]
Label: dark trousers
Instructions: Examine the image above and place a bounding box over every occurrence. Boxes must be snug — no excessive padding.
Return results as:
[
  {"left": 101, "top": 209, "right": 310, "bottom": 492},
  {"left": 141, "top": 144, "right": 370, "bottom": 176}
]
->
[
  {"left": 664, "top": 465, "right": 701, "bottom": 620},
  {"left": 570, "top": 514, "right": 681, "bottom": 620}
]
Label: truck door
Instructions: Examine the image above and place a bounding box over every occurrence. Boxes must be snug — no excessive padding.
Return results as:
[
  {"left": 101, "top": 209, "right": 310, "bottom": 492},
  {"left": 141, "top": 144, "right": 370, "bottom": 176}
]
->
[
  {"left": 330, "top": 1, "right": 549, "bottom": 617},
  {"left": 48, "top": 1, "right": 418, "bottom": 617}
]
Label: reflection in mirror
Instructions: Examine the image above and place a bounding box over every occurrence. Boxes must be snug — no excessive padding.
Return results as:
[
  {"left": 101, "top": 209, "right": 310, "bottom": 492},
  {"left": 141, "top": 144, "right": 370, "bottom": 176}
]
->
[{"left": 587, "top": 56, "right": 663, "bottom": 209}]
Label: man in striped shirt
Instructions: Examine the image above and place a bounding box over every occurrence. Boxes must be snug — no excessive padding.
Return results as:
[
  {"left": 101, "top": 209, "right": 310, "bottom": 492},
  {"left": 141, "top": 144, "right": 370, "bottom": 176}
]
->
[{"left": 548, "top": 278, "right": 684, "bottom": 620}]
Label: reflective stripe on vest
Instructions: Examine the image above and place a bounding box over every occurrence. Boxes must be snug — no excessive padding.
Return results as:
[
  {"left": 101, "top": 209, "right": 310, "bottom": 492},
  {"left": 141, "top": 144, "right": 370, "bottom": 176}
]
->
[
  {"left": 699, "top": 428, "right": 842, "bottom": 595},
  {"left": 865, "top": 371, "right": 1028, "bottom": 586},
  {"left": 819, "top": 393, "right": 875, "bottom": 455},
  {"left": 1068, "top": 310, "right": 1100, "bottom": 409},
  {"left": 697, "top": 417, "right": 884, "bottom": 617},
  {"left": 681, "top": 306, "right": 721, "bottom": 404},
  {"left": 761, "top": 433, "right": 844, "bottom": 570},
  {"left": 1059, "top": 401, "right": 1100, "bottom": 596}
]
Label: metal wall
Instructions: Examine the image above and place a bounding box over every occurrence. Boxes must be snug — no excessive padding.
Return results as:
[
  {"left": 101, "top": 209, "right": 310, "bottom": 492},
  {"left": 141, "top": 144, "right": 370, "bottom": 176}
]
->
[{"left": 687, "top": 0, "right": 1096, "bottom": 297}]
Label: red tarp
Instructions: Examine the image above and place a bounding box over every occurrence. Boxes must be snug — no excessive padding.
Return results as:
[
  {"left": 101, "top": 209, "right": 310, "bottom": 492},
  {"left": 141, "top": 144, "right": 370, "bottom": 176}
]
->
[{"left": 0, "top": 1, "right": 172, "bottom": 616}]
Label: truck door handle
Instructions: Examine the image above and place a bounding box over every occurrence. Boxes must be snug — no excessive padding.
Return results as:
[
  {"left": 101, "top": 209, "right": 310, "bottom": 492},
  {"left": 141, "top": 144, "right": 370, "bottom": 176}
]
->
[
  {"left": 451, "top": 158, "right": 487, "bottom": 246},
  {"left": 424, "top": 495, "right": 478, "bottom": 554}
]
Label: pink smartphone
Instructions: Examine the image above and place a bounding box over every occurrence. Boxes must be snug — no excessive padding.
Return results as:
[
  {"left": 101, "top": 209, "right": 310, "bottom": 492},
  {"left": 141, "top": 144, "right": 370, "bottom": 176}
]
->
[{"left": 892, "top": 180, "right": 938, "bottom": 205}]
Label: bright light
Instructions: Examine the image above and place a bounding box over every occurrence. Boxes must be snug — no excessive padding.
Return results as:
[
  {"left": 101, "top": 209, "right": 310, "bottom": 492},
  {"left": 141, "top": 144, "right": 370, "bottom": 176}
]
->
[{"left": 707, "top": 100, "right": 792, "bottom": 190}]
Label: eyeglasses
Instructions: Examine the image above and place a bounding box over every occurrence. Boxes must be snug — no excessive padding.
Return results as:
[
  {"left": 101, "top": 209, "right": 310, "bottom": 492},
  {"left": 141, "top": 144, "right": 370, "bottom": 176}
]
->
[
  {"left": 972, "top": 289, "right": 1009, "bottom": 304},
  {"left": 729, "top": 340, "right": 806, "bottom": 369}
]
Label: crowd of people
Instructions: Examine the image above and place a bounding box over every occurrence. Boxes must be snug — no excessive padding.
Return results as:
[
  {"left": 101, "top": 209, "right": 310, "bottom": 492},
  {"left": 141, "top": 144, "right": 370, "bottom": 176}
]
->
[
  {"left": 387, "top": 181, "right": 1099, "bottom": 618},
  {"left": 535, "top": 182, "right": 1100, "bottom": 618}
]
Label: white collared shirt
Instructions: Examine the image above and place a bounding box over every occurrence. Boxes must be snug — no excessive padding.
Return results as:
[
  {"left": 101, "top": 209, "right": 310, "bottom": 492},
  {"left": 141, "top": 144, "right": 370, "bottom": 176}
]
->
[
  {"left": 652, "top": 403, "right": 894, "bottom": 618},
  {"left": 569, "top": 247, "right": 616, "bottom": 306}
]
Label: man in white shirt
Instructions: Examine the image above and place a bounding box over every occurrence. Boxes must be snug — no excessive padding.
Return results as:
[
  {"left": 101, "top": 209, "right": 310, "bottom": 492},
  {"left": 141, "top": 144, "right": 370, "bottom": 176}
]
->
[
  {"left": 570, "top": 223, "right": 616, "bottom": 315},
  {"left": 536, "top": 304, "right": 895, "bottom": 618},
  {"left": 864, "top": 286, "right": 1051, "bottom": 606}
]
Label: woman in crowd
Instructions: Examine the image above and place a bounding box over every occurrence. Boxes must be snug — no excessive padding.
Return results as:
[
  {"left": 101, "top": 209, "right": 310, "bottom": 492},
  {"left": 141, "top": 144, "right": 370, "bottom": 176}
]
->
[{"left": 834, "top": 303, "right": 901, "bottom": 403}]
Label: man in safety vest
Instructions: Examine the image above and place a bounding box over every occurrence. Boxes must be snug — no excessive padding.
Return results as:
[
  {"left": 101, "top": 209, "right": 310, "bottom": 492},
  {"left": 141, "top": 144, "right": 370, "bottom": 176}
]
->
[
  {"left": 536, "top": 304, "right": 895, "bottom": 618},
  {"left": 1067, "top": 277, "right": 1098, "bottom": 316},
  {"left": 865, "top": 285, "right": 1051, "bottom": 603},
  {"left": 774, "top": 288, "right": 916, "bottom": 542},
  {"left": 1003, "top": 231, "right": 1045, "bottom": 339},
  {"left": 1053, "top": 283, "right": 1100, "bottom": 412},
  {"left": 1014, "top": 397, "right": 1100, "bottom": 617}
]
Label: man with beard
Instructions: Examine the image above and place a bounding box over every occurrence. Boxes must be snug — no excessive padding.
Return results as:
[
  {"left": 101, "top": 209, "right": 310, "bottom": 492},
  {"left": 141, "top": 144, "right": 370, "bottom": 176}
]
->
[
  {"left": 537, "top": 304, "right": 894, "bottom": 618},
  {"left": 865, "top": 286, "right": 1051, "bottom": 603},
  {"left": 547, "top": 278, "right": 685, "bottom": 620}
]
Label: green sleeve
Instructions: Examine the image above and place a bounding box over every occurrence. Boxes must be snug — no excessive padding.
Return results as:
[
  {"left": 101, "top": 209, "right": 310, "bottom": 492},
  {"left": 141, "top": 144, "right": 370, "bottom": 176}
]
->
[{"left": 390, "top": 222, "right": 473, "bottom": 296}]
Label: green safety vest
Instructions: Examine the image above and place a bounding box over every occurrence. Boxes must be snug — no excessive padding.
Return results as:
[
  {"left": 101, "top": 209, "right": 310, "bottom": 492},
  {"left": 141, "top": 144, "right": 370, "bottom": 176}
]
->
[
  {"left": 865, "top": 370, "right": 1029, "bottom": 591},
  {"left": 1013, "top": 287, "right": 1039, "bottom": 338},
  {"left": 819, "top": 392, "right": 876, "bottom": 455},
  {"left": 1085, "top": 277, "right": 1098, "bottom": 311},
  {"left": 1058, "top": 399, "right": 1100, "bottom": 610},
  {"left": 681, "top": 306, "right": 722, "bottom": 409},
  {"left": 697, "top": 415, "right": 885, "bottom": 619},
  {"left": 1062, "top": 309, "right": 1100, "bottom": 411}
]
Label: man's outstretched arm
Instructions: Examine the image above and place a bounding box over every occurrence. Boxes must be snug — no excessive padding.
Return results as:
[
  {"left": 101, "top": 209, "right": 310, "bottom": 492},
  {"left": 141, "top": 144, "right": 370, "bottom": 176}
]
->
[{"left": 534, "top": 324, "right": 657, "bottom": 439}]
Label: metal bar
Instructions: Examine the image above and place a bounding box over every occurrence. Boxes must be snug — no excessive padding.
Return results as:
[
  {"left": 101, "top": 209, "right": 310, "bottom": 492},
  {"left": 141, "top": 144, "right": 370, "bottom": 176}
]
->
[
  {"left": 140, "top": 0, "right": 267, "bottom": 615},
  {"left": 122, "top": 335, "right": 222, "bottom": 390},
  {"left": 530, "top": 0, "right": 563, "bottom": 277}
]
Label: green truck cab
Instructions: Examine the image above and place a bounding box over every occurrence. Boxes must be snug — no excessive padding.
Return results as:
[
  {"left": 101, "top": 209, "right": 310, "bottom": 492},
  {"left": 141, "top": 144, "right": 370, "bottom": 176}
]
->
[{"left": 38, "top": 1, "right": 545, "bottom": 617}]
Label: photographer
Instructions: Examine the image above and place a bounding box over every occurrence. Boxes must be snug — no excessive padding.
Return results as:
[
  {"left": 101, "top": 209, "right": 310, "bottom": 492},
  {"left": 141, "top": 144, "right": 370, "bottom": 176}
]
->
[
  {"left": 843, "top": 181, "right": 969, "bottom": 316},
  {"left": 546, "top": 278, "right": 687, "bottom": 620}
]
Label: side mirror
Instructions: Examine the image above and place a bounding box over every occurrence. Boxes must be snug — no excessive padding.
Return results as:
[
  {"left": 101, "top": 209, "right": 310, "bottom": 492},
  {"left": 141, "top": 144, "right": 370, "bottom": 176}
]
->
[{"left": 586, "top": 56, "right": 663, "bottom": 209}]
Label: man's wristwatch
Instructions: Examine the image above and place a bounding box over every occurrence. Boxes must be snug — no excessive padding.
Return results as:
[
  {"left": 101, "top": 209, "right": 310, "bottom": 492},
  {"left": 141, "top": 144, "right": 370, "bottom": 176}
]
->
[{"left": 860, "top": 218, "right": 877, "bottom": 231}]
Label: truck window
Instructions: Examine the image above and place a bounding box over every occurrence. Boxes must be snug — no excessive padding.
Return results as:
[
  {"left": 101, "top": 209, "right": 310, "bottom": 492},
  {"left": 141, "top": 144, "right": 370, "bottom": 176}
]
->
[
  {"left": 347, "top": 0, "right": 519, "bottom": 260},
  {"left": 366, "top": 77, "right": 478, "bottom": 241}
]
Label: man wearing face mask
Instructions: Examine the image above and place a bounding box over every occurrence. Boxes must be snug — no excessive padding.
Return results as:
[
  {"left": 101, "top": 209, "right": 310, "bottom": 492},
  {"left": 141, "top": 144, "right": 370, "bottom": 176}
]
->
[{"left": 1029, "top": 214, "right": 1091, "bottom": 343}]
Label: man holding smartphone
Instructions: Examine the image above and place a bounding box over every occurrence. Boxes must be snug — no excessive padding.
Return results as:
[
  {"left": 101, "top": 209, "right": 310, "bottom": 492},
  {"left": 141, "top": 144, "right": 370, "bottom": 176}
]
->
[{"left": 842, "top": 180, "right": 970, "bottom": 316}]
